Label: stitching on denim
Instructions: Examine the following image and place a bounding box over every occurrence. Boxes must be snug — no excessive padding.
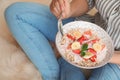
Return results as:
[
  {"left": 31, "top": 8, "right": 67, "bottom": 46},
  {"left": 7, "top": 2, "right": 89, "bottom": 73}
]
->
[
  {"left": 16, "top": 16, "right": 59, "bottom": 79},
  {"left": 89, "top": 66, "right": 105, "bottom": 80},
  {"left": 16, "top": 12, "right": 55, "bottom": 41},
  {"left": 96, "top": 67, "right": 104, "bottom": 80},
  {"left": 16, "top": 15, "right": 59, "bottom": 76},
  {"left": 109, "top": 64, "right": 120, "bottom": 79}
]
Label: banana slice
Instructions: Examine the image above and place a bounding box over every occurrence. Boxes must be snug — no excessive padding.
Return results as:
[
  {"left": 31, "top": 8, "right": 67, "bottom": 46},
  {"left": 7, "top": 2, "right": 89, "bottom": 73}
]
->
[
  {"left": 93, "top": 42, "right": 102, "bottom": 52},
  {"left": 73, "top": 31, "right": 82, "bottom": 39},
  {"left": 71, "top": 41, "right": 81, "bottom": 50},
  {"left": 83, "top": 52, "right": 94, "bottom": 59}
]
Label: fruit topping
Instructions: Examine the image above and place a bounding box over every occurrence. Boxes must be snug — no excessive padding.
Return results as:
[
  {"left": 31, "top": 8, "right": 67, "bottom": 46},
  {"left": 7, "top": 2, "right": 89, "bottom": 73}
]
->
[{"left": 71, "top": 41, "right": 81, "bottom": 50}]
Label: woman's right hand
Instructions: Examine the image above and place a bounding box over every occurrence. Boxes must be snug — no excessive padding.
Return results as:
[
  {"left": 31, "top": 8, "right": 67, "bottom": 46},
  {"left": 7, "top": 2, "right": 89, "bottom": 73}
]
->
[{"left": 50, "top": 0, "right": 72, "bottom": 19}]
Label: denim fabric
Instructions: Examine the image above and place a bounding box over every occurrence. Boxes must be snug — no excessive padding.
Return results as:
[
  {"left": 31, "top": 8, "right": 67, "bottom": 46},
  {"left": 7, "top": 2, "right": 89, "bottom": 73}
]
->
[
  {"left": 4, "top": 2, "right": 74, "bottom": 80},
  {"left": 89, "top": 63, "right": 120, "bottom": 80},
  {"left": 4, "top": 2, "right": 120, "bottom": 80},
  {"left": 58, "top": 58, "right": 86, "bottom": 80}
]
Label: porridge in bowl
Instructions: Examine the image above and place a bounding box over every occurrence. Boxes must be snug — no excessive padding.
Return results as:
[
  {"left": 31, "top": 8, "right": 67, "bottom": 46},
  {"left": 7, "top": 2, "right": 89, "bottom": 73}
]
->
[{"left": 56, "top": 21, "right": 114, "bottom": 69}]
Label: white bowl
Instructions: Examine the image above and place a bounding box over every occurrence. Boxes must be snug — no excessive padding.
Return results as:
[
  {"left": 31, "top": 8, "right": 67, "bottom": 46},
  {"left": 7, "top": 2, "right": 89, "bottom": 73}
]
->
[{"left": 56, "top": 21, "right": 114, "bottom": 69}]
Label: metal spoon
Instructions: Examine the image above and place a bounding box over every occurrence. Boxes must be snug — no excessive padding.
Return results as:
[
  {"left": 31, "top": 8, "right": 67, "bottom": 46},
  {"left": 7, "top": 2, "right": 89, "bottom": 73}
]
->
[{"left": 58, "top": 12, "right": 63, "bottom": 36}]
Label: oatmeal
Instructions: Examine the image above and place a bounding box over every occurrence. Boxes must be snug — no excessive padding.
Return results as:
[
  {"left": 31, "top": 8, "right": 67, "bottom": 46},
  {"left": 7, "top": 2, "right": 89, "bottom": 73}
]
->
[
  {"left": 58, "top": 28, "right": 107, "bottom": 67},
  {"left": 56, "top": 21, "right": 114, "bottom": 68}
]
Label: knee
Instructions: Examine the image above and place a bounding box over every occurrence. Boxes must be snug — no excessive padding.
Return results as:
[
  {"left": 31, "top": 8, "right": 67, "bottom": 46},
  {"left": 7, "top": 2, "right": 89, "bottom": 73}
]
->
[
  {"left": 4, "top": 2, "right": 49, "bottom": 21},
  {"left": 4, "top": 2, "right": 23, "bottom": 30},
  {"left": 5, "top": 2, "right": 21, "bottom": 18}
]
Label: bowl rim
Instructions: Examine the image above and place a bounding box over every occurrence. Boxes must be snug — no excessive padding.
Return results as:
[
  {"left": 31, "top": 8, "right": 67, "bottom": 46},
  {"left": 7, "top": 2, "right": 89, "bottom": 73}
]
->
[{"left": 55, "top": 21, "right": 114, "bottom": 69}]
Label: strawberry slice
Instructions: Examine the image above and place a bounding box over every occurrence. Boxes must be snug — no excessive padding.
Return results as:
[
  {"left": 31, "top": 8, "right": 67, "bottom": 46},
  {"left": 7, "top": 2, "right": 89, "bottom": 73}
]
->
[
  {"left": 67, "top": 34, "right": 75, "bottom": 41},
  {"left": 88, "top": 48, "right": 97, "bottom": 55},
  {"left": 72, "top": 49, "right": 81, "bottom": 54},
  {"left": 86, "top": 38, "right": 100, "bottom": 45},
  {"left": 84, "top": 30, "right": 92, "bottom": 36},
  {"left": 91, "top": 38, "right": 100, "bottom": 44},
  {"left": 90, "top": 55, "right": 97, "bottom": 62},
  {"left": 77, "top": 36, "right": 88, "bottom": 44}
]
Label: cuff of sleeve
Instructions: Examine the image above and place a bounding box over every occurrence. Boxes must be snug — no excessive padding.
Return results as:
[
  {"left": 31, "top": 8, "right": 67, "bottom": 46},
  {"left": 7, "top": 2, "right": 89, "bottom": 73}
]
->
[{"left": 87, "top": 0, "right": 95, "bottom": 10}]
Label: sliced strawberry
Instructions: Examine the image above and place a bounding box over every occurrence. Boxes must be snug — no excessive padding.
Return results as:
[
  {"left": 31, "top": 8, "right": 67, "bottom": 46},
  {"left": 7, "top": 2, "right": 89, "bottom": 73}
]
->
[
  {"left": 86, "top": 38, "right": 99, "bottom": 45},
  {"left": 77, "top": 36, "right": 88, "bottom": 44},
  {"left": 91, "top": 38, "right": 100, "bottom": 44},
  {"left": 72, "top": 49, "right": 81, "bottom": 54},
  {"left": 88, "top": 48, "right": 97, "bottom": 55},
  {"left": 90, "top": 57, "right": 96, "bottom": 62},
  {"left": 67, "top": 34, "right": 75, "bottom": 41},
  {"left": 90, "top": 55, "right": 97, "bottom": 62},
  {"left": 84, "top": 30, "right": 92, "bottom": 36}
]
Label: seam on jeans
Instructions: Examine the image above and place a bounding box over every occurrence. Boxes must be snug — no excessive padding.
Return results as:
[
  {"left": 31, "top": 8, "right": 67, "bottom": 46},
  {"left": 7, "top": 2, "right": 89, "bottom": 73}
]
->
[
  {"left": 16, "top": 14, "right": 51, "bottom": 69},
  {"left": 16, "top": 14, "right": 49, "bottom": 42},
  {"left": 15, "top": 15, "right": 58, "bottom": 79},
  {"left": 16, "top": 12, "right": 55, "bottom": 41},
  {"left": 109, "top": 64, "right": 120, "bottom": 79},
  {"left": 15, "top": 15, "right": 59, "bottom": 78},
  {"left": 93, "top": 66, "right": 105, "bottom": 80}
]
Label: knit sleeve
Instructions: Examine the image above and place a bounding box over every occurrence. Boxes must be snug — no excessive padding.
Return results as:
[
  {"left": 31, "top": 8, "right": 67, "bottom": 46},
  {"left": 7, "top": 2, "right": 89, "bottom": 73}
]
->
[{"left": 87, "top": 0, "right": 95, "bottom": 10}]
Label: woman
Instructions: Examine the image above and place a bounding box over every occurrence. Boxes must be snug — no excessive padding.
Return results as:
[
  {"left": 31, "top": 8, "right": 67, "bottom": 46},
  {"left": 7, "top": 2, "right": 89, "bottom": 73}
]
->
[{"left": 4, "top": 0, "right": 120, "bottom": 80}]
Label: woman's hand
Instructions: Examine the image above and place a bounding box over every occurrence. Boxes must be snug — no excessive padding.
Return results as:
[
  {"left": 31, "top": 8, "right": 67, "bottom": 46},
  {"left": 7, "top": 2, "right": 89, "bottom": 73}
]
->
[
  {"left": 50, "top": 0, "right": 71, "bottom": 19},
  {"left": 50, "top": 0, "right": 89, "bottom": 19}
]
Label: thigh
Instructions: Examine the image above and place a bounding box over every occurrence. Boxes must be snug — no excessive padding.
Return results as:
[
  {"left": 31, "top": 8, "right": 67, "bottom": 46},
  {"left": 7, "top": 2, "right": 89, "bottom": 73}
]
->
[
  {"left": 5, "top": 2, "right": 60, "bottom": 80},
  {"left": 89, "top": 63, "right": 120, "bottom": 80},
  {"left": 5, "top": 2, "right": 75, "bottom": 42},
  {"left": 5, "top": 2, "right": 57, "bottom": 41},
  {"left": 5, "top": 2, "right": 75, "bottom": 80}
]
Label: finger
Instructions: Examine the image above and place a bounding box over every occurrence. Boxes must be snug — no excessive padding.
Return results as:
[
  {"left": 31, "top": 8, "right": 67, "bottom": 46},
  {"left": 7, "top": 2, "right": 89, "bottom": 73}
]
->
[
  {"left": 50, "top": 0, "right": 55, "bottom": 12},
  {"left": 50, "top": 0, "right": 59, "bottom": 18},
  {"left": 61, "top": 12, "right": 66, "bottom": 19},
  {"left": 53, "top": 7, "right": 60, "bottom": 17},
  {"left": 62, "top": 0, "right": 71, "bottom": 19},
  {"left": 64, "top": 0, "right": 69, "bottom": 7},
  {"left": 55, "top": 1, "right": 62, "bottom": 18},
  {"left": 54, "top": 1, "right": 61, "bottom": 17},
  {"left": 55, "top": 1, "right": 61, "bottom": 13},
  {"left": 58, "top": 0, "right": 65, "bottom": 11}
]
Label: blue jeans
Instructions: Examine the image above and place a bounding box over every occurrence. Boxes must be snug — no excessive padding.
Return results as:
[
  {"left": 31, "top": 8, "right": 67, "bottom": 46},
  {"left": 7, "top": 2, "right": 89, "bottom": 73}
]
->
[{"left": 4, "top": 2, "right": 120, "bottom": 80}]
